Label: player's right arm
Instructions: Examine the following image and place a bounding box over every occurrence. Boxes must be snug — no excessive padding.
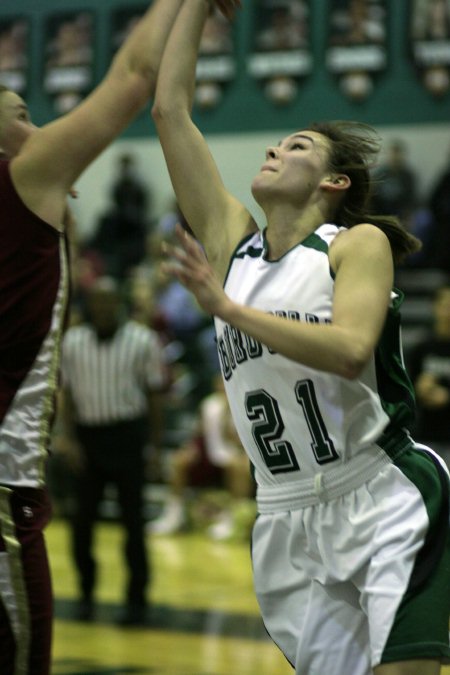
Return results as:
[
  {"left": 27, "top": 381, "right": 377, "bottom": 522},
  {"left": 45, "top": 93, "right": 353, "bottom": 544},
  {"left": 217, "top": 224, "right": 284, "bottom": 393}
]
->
[
  {"left": 152, "top": 0, "right": 257, "bottom": 282},
  {"left": 10, "top": 0, "right": 183, "bottom": 231}
]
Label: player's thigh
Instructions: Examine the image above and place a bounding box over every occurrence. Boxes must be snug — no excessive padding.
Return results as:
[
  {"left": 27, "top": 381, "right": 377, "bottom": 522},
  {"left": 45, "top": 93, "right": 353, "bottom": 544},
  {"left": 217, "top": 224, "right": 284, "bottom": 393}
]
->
[
  {"left": 374, "top": 659, "right": 441, "bottom": 675},
  {"left": 252, "top": 512, "right": 371, "bottom": 675},
  {"left": 292, "top": 577, "right": 371, "bottom": 675}
]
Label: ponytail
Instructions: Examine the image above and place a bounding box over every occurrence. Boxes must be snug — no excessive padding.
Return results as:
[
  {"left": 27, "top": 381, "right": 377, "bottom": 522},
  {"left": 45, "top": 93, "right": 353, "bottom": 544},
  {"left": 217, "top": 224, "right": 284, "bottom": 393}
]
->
[{"left": 309, "top": 121, "right": 421, "bottom": 264}]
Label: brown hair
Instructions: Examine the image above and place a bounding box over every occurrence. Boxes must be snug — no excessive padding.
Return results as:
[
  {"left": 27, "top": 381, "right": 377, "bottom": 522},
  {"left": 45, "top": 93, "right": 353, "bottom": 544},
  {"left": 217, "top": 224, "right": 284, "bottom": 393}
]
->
[{"left": 308, "top": 120, "right": 421, "bottom": 264}]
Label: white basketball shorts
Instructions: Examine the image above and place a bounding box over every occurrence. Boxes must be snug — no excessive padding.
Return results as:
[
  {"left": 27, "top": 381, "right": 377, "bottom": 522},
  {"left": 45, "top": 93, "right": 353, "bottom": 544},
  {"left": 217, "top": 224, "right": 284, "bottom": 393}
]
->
[{"left": 251, "top": 446, "right": 450, "bottom": 675}]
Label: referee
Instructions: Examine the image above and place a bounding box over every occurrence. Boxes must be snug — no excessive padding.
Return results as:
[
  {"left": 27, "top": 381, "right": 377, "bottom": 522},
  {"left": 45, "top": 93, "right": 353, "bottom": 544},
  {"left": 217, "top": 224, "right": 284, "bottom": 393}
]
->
[{"left": 57, "top": 276, "right": 168, "bottom": 625}]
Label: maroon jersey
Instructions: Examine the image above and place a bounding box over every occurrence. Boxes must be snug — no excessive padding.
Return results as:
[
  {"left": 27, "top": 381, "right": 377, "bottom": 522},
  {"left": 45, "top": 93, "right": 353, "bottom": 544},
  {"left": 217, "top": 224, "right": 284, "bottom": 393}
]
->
[{"left": 0, "top": 161, "right": 69, "bottom": 486}]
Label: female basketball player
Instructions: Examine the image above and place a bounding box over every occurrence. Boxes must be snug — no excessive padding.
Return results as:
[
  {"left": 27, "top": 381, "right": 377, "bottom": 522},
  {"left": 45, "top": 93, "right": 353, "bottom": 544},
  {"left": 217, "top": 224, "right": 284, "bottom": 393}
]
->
[
  {"left": 152, "top": 1, "right": 450, "bottom": 674},
  {"left": 0, "top": 2, "right": 190, "bottom": 673}
]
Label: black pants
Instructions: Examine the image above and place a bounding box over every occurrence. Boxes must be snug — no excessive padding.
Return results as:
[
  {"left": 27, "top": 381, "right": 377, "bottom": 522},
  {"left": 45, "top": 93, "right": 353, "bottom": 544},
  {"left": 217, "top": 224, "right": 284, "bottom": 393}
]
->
[{"left": 71, "top": 418, "right": 149, "bottom": 606}]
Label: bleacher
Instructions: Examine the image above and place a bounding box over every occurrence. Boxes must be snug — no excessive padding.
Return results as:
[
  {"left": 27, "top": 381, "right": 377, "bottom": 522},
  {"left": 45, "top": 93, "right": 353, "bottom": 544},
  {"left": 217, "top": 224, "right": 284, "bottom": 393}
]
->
[{"left": 395, "top": 267, "right": 449, "bottom": 361}]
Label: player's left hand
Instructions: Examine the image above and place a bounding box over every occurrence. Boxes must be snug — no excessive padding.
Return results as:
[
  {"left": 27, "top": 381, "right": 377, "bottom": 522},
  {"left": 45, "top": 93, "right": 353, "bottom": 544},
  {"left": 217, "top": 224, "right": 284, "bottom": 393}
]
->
[{"left": 162, "top": 223, "right": 232, "bottom": 319}]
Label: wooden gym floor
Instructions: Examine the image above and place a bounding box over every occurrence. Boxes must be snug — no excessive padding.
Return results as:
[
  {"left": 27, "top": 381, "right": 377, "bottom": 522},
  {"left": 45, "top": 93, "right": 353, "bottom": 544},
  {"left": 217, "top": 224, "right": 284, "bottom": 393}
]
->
[
  {"left": 48, "top": 517, "right": 291, "bottom": 675},
  {"left": 48, "top": 517, "right": 450, "bottom": 675}
]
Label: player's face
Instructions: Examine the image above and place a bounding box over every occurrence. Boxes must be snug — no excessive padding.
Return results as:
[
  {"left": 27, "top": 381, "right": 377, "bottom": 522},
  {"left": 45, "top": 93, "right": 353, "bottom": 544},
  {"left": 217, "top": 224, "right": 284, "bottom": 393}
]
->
[
  {"left": 251, "top": 130, "right": 331, "bottom": 207},
  {"left": 87, "top": 288, "right": 122, "bottom": 335},
  {"left": 0, "top": 90, "right": 36, "bottom": 158}
]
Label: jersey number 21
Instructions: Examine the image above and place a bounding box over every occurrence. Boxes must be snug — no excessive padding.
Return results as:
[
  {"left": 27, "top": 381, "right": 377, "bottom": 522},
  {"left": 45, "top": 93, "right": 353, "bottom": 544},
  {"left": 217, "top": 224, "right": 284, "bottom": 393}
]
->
[{"left": 245, "top": 379, "right": 338, "bottom": 474}]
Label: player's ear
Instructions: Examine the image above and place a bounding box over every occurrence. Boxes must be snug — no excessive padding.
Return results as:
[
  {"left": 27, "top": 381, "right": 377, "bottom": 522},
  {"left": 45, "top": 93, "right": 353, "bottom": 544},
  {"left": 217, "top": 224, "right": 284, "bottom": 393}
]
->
[{"left": 321, "top": 173, "right": 351, "bottom": 192}]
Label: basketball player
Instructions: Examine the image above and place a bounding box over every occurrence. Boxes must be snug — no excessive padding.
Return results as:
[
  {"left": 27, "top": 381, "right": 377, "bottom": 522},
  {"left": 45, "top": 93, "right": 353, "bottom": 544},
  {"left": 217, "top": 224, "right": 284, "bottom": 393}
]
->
[
  {"left": 151, "top": 0, "right": 450, "bottom": 673},
  {"left": 0, "top": 2, "right": 190, "bottom": 673}
]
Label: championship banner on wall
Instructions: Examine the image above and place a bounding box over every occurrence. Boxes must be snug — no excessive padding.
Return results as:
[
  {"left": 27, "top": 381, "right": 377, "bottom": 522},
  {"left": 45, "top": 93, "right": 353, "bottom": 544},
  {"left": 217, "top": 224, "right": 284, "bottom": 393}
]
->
[
  {"left": 326, "top": 0, "right": 388, "bottom": 101},
  {"left": 111, "top": 6, "right": 145, "bottom": 53},
  {"left": 247, "top": 0, "right": 312, "bottom": 105},
  {"left": 43, "top": 11, "right": 94, "bottom": 114},
  {"left": 410, "top": 0, "right": 450, "bottom": 96},
  {"left": 0, "top": 18, "right": 29, "bottom": 94},
  {"left": 112, "top": 4, "right": 236, "bottom": 110},
  {"left": 195, "top": 7, "right": 236, "bottom": 109}
]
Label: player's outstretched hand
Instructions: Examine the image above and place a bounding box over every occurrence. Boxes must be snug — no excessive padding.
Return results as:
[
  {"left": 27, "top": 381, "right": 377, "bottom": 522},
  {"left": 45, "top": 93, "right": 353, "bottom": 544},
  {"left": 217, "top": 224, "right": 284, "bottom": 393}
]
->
[{"left": 162, "top": 223, "right": 232, "bottom": 319}]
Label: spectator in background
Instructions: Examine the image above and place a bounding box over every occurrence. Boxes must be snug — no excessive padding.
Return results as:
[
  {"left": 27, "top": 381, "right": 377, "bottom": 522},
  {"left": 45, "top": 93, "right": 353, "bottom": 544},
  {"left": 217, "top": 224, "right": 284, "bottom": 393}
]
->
[
  {"left": 199, "top": 10, "right": 233, "bottom": 54},
  {"left": 127, "top": 268, "right": 162, "bottom": 330},
  {"left": 54, "top": 277, "right": 168, "bottom": 625},
  {"left": 152, "top": 258, "right": 208, "bottom": 344},
  {"left": 409, "top": 284, "right": 450, "bottom": 470},
  {"left": 150, "top": 373, "right": 255, "bottom": 539},
  {"left": 125, "top": 208, "right": 217, "bottom": 447},
  {"left": 87, "top": 153, "right": 152, "bottom": 279},
  {"left": 112, "top": 153, "right": 151, "bottom": 226},
  {"left": 412, "top": 0, "right": 450, "bottom": 41},
  {"left": 149, "top": 259, "right": 216, "bottom": 407},
  {"left": 427, "top": 144, "right": 450, "bottom": 273},
  {"left": 134, "top": 206, "right": 218, "bottom": 405},
  {"left": 371, "top": 139, "right": 418, "bottom": 224},
  {"left": 256, "top": 2, "right": 308, "bottom": 51},
  {"left": 0, "top": 20, "right": 28, "bottom": 72},
  {"left": 330, "top": 0, "right": 385, "bottom": 46},
  {"left": 45, "top": 13, "right": 93, "bottom": 69}
]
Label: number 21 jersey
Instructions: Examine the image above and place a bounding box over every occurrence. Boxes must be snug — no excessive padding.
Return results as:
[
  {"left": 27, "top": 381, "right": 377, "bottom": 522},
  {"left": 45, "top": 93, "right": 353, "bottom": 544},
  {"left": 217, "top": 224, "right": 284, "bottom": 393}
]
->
[{"left": 214, "top": 224, "right": 416, "bottom": 497}]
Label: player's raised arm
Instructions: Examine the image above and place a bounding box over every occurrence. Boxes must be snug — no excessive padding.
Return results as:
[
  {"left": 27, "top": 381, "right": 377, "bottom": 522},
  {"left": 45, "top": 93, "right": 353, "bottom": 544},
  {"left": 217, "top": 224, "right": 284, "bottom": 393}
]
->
[
  {"left": 9, "top": 0, "right": 183, "bottom": 230},
  {"left": 152, "top": 0, "right": 256, "bottom": 279}
]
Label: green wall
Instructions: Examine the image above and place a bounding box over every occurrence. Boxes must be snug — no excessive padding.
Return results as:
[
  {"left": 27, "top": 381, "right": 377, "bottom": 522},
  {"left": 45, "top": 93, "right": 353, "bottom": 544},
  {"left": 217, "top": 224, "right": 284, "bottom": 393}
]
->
[{"left": 2, "top": 0, "right": 449, "bottom": 136}]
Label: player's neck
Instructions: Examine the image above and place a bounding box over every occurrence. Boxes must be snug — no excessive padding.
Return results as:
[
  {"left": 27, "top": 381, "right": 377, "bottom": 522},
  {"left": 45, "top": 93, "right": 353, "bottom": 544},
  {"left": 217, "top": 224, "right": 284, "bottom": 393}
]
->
[{"left": 264, "top": 204, "right": 325, "bottom": 260}]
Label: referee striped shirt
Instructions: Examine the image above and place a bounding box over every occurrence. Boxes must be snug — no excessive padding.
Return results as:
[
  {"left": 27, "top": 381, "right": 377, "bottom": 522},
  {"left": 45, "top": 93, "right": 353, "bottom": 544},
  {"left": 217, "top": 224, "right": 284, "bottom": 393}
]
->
[{"left": 61, "top": 320, "right": 167, "bottom": 425}]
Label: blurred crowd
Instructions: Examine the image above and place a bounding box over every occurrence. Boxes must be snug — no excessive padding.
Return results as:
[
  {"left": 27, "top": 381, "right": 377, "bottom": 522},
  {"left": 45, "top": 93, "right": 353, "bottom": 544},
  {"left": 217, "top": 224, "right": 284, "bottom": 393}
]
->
[
  {"left": 70, "top": 153, "right": 219, "bottom": 432},
  {"left": 50, "top": 152, "right": 255, "bottom": 555},
  {"left": 371, "top": 138, "right": 450, "bottom": 273}
]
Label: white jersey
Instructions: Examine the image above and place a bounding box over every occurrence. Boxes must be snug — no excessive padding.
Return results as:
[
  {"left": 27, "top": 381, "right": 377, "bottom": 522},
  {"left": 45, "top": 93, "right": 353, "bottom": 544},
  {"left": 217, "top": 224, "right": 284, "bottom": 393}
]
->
[{"left": 214, "top": 225, "right": 416, "bottom": 510}]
